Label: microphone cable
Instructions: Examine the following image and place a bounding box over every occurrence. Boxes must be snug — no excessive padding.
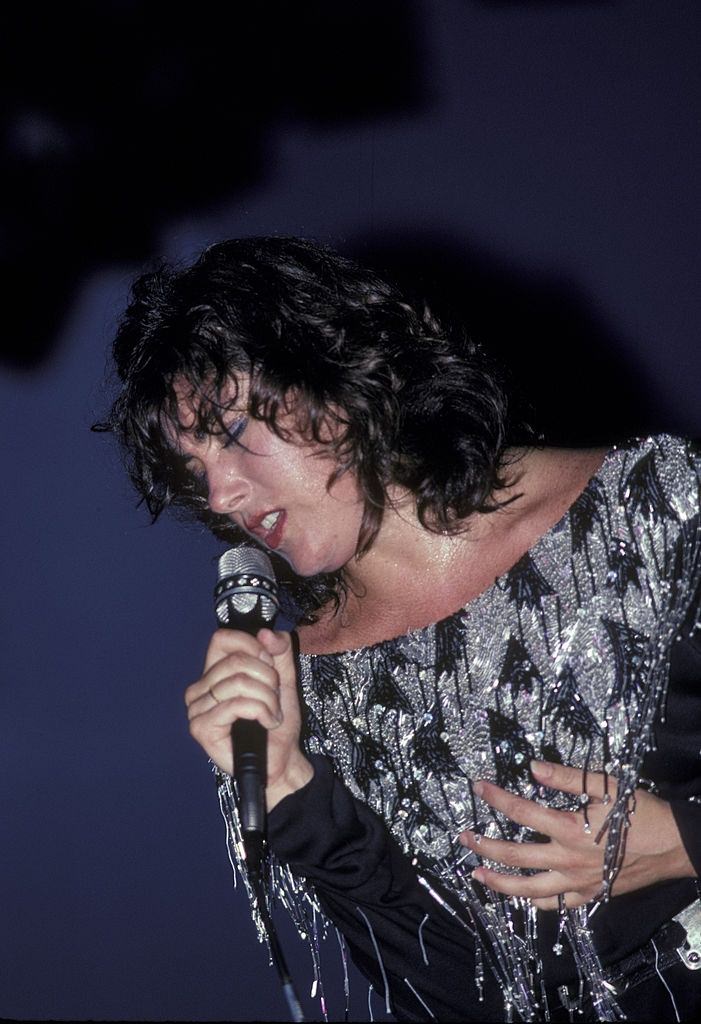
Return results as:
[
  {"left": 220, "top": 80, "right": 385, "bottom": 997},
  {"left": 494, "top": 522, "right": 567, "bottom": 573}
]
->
[
  {"left": 214, "top": 546, "right": 306, "bottom": 1022},
  {"left": 251, "top": 867, "right": 306, "bottom": 1023}
]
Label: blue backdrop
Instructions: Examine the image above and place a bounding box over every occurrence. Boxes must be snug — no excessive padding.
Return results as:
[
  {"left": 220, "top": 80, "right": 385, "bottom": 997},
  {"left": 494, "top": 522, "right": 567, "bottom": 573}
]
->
[{"left": 2, "top": 2, "right": 701, "bottom": 1020}]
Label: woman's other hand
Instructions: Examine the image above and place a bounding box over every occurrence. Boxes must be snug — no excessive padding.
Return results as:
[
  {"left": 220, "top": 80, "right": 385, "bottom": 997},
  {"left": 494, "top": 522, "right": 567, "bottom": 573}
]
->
[
  {"left": 459, "top": 759, "right": 697, "bottom": 909},
  {"left": 184, "top": 628, "right": 313, "bottom": 810}
]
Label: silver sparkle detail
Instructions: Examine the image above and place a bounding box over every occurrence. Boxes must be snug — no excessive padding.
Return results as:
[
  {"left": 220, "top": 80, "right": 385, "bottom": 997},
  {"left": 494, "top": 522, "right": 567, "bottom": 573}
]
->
[{"left": 218, "top": 436, "right": 701, "bottom": 1022}]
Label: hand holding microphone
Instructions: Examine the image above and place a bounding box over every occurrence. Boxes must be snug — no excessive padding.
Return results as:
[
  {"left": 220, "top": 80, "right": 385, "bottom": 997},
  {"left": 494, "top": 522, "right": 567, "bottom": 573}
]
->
[
  {"left": 184, "top": 547, "right": 312, "bottom": 875},
  {"left": 214, "top": 547, "right": 282, "bottom": 856},
  {"left": 185, "top": 547, "right": 310, "bottom": 1021}
]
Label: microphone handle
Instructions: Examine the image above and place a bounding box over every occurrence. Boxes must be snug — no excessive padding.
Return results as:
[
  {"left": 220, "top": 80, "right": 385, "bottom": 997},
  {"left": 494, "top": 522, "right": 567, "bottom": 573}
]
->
[
  {"left": 232, "top": 718, "right": 267, "bottom": 838},
  {"left": 224, "top": 607, "right": 270, "bottom": 879}
]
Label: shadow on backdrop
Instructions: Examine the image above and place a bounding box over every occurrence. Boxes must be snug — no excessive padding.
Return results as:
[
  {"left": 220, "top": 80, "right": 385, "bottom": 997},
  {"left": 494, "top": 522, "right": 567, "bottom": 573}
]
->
[
  {"left": 352, "top": 230, "right": 660, "bottom": 447},
  {"left": 474, "top": 1, "right": 616, "bottom": 6},
  {"left": 2, "top": 0, "right": 426, "bottom": 369}
]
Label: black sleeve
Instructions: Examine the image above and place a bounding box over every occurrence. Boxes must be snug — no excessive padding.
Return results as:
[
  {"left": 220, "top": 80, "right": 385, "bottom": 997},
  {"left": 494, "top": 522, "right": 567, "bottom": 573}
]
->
[
  {"left": 646, "top": 581, "right": 701, "bottom": 877},
  {"left": 267, "top": 755, "right": 491, "bottom": 1022},
  {"left": 268, "top": 754, "right": 426, "bottom": 900},
  {"left": 664, "top": 623, "right": 701, "bottom": 876},
  {"left": 670, "top": 797, "right": 701, "bottom": 877}
]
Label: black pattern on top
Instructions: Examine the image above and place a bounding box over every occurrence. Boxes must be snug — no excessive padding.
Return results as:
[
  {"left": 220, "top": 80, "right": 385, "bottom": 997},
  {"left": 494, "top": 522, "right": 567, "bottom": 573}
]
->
[
  {"left": 498, "top": 635, "right": 543, "bottom": 701},
  {"left": 503, "top": 551, "right": 556, "bottom": 610},
  {"left": 602, "top": 617, "right": 649, "bottom": 705},
  {"left": 605, "top": 538, "right": 644, "bottom": 597},
  {"left": 623, "top": 450, "right": 679, "bottom": 524},
  {"left": 410, "top": 704, "right": 464, "bottom": 778},
  {"left": 570, "top": 477, "right": 607, "bottom": 554},
  {"left": 219, "top": 436, "right": 701, "bottom": 1023},
  {"left": 487, "top": 707, "right": 537, "bottom": 793}
]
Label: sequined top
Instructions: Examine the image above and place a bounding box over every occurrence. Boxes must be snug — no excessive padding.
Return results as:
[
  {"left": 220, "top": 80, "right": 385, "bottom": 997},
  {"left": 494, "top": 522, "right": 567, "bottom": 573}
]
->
[
  {"left": 300, "top": 435, "right": 700, "bottom": 853},
  {"left": 219, "top": 435, "right": 701, "bottom": 1021}
]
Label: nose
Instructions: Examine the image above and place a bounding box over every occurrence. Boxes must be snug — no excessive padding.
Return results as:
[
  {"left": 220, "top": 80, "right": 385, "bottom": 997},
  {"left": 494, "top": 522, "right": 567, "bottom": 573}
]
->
[{"left": 205, "top": 454, "right": 250, "bottom": 515}]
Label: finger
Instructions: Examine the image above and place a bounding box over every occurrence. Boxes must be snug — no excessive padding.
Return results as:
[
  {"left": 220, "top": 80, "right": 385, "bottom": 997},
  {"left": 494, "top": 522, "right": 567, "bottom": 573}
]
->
[
  {"left": 258, "top": 629, "right": 300, "bottom": 699},
  {"left": 189, "top": 671, "right": 281, "bottom": 723},
  {"left": 473, "top": 780, "right": 578, "bottom": 840},
  {"left": 257, "top": 627, "right": 292, "bottom": 658},
  {"left": 185, "top": 651, "right": 279, "bottom": 706},
  {"left": 532, "top": 892, "right": 589, "bottom": 911},
  {"left": 189, "top": 691, "right": 283, "bottom": 737},
  {"left": 213, "top": 672, "right": 282, "bottom": 720},
  {"left": 203, "top": 628, "right": 274, "bottom": 673},
  {"left": 530, "top": 760, "right": 617, "bottom": 802},
  {"left": 471, "top": 865, "right": 571, "bottom": 901},
  {"left": 460, "top": 831, "right": 563, "bottom": 871}
]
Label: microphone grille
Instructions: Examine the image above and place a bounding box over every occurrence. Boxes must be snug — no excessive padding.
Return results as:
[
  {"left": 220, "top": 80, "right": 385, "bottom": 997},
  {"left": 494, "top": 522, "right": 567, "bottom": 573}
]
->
[
  {"left": 214, "top": 546, "right": 279, "bottom": 628},
  {"left": 217, "top": 546, "right": 275, "bottom": 581}
]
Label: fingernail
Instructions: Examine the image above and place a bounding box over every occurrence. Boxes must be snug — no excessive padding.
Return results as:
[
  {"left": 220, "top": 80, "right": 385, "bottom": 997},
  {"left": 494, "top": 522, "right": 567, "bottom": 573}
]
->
[
  {"left": 473, "top": 780, "right": 485, "bottom": 797},
  {"left": 531, "top": 759, "right": 552, "bottom": 778},
  {"left": 472, "top": 868, "right": 485, "bottom": 883}
]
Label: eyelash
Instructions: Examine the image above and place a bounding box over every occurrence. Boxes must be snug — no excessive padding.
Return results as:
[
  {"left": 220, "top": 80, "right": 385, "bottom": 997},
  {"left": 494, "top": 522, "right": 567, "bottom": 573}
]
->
[
  {"left": 221, "top": 416, "right": 248, "bottom": 448},
  {"left": 177, "top": 416, "right": 248, "bottom": 484}
]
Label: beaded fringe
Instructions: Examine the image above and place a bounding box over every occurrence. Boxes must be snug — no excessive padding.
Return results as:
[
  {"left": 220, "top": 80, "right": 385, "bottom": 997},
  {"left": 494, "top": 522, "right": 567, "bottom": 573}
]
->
[{"left": 216, "top": 437, "right": 701, "bottom": 1021}]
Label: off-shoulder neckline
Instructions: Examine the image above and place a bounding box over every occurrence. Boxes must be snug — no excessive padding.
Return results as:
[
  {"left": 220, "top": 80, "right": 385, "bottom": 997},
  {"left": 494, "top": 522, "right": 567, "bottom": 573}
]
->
[{"left": 299, "top": 441, "right": 641, "bottom": 661}]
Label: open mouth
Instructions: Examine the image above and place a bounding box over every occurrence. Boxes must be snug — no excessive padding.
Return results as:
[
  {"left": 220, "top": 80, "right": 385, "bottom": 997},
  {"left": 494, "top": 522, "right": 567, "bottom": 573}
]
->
[{"left": 246, "top": 509, "right": 286, "bottom": 549}]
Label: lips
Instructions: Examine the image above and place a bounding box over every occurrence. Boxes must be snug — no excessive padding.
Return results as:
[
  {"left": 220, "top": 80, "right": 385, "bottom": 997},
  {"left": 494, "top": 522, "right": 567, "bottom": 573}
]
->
[{"left": 243, "top": 509, "right": 286, "bottom": 549}]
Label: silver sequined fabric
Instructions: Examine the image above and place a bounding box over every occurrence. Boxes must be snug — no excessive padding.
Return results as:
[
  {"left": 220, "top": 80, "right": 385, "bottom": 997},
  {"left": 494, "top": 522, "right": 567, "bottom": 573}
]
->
[{"left": 219, "top": 435, "right": 701, "bottom": 1021}]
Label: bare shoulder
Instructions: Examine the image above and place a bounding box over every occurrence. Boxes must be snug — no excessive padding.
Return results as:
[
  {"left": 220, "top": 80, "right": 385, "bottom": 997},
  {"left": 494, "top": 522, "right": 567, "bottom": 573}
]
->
[
  {"left": 475, "top": 444, "right": 609, "bottom": 571},
  {"left": 298, "top": 445, "right": 610, "bottom": 655},
  {"left": 519, "top": 444, "right": 608, "bottom": 508}
]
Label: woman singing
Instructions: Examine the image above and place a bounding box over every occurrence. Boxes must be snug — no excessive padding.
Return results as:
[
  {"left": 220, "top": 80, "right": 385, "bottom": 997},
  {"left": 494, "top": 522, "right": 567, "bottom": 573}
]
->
[{"left": 104, "top": 237, "right": 701, "bottom": 1021}]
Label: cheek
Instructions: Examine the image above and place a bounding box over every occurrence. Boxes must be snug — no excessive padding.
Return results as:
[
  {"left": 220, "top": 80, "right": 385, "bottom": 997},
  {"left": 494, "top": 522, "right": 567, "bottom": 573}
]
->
[
  {"left": 300, "top": 482, "right": 365, "bottom": 573},
  {"left": 327, "top": 481, "right": 365, "bottom": 535},
  {"left": 328, "top": 492, "right": 366, "bottom": 557},
  {"left": 324, "top": 462, "right": 363, "bottom": 504}
]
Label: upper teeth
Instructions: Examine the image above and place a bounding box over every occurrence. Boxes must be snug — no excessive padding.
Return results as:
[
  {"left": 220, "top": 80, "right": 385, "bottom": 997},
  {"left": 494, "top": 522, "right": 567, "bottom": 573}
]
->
[{"left": 261, "top": 511, "right": 280, "bottom": 530}]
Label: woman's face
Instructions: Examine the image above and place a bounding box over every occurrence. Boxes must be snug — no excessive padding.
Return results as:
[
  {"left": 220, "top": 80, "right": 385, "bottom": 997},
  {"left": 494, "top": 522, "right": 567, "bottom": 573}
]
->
[{"left": 170, "top": 378, "right": 366, "bottom": 577}]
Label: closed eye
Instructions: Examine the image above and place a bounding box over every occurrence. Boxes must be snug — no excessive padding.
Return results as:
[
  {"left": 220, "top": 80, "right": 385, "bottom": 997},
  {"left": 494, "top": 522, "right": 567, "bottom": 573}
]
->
[{"left": 221, "top": 416, "right": 249, "bottom": 448}]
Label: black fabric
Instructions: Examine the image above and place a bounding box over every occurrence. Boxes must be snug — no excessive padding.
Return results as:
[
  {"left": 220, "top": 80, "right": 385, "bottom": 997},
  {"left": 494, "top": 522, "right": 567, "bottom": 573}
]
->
[
  {"left": 539, "top": 612, "right": 701, "bottom": 987},
  {"left": 579, "top": 596, "right": 701, "bottom": 972},
  {"left": 267, "top": 607, "right": 701, "bottom": 1021},
  {"left": 269, "top": 754, "right": 507, "bottom": 1021},
  {"left": 612, "top": 960, "right": 701, "bottom": 1024}
]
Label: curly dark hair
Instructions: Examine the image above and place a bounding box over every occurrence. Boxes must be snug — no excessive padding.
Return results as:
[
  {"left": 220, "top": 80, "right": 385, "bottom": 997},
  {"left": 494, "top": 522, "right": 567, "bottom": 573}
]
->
[{"left": 98, "top": 235, "right": 523, "bottom": 620}]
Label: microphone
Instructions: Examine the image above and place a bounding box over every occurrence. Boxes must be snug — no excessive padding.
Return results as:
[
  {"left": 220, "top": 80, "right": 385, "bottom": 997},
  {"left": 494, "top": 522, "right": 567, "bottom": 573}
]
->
[
  {"left": 214, "top": 546, "right": 280, "bottom": 881},
  {"left": 214, "top": 548, "right": 306, "bottom": 1022}
]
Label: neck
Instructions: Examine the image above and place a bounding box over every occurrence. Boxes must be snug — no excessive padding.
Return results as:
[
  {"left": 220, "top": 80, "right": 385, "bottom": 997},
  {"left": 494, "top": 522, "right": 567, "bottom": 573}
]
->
[
  {"left": 299, "top": 470, "right": 526, "bottom": 653},
  {"left": 343, "top": 498, "right": 473, "bottom": 601},
  {"left": 297, "top": 444, "right": 608, "bottom": 654},
  {"left": 342, "top": 451, "right": 529, "bottom": 599},
  {"left": 297, "top": 444, "right": 610, "bottom": 654}
]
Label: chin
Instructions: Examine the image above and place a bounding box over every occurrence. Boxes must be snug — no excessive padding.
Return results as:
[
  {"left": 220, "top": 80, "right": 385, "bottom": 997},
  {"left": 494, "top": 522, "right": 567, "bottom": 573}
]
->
[
  {"left": 267, "top": 548, "right": 314, "bottom": 577},
  {"left": 278, "top": 545, "right": 349, "bottom": 579}
]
